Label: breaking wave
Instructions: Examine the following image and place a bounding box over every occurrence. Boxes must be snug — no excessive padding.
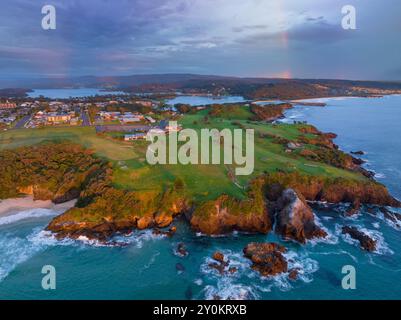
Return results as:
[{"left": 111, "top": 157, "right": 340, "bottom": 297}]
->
[
  {"left": 0, "top": 208, "right": 59, "bottom": 226},
  {"left": 199, "top": 248, "right": 319, "bottom": 299},
  {"left": 335, "top": 224, "right": 393, "bottom": 255}
]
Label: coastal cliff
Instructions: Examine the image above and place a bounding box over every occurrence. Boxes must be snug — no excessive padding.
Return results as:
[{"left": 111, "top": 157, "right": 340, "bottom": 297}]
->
[
  {"left": 1, "top": 135, "right": 399, "bottom": 243},
  {"left": 190, "top": 179, "right": 272, "bottom": 235},
  {"left": 263, "top": 171, "right": 400, "bottom": 207},
  {"left": 47, "top": 187, "right": 190, "bottom": 240}
]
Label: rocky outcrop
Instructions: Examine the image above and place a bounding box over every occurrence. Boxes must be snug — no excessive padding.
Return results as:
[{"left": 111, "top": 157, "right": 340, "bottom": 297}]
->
[
  {"left": 208, "top": 251, "right": 237, "bottom": 275},
  {"left": 176, "top": 243, "right": 188, "bottom": 257},
  {"left": 342, "top": 226, "right": 377, "bottom": 252},
  {"left": 250, "top": 103, "right": 293, "bottom": 122},
  {"left": 190, "top": 196, "right": 271, "bottom": 235},
  {"left": 152, "top": 226, "right": 177, "bottom": 237},
  {"left": 243, "top": 243, "right": 288, "bottom": 277},
  {"left": 351, "top": 150, "right": 365, "bottom": 155},
  {"left": 190, "top": 179, "right": 272, "bottom": 235},
  {"left": 379, "top": 207, "right": 401, "bottom": 225},
  {"left": 274, "top": 189, "right": 327, "bottom": 243},
  {"left": 263, "top": 172, "right": 401, "bottom": 208},
  {"left": 47, "top": 187, "right": 190, "bottom": 241},
  {"left": 345, "top": 199, "right": 361, "bottom": 216}
]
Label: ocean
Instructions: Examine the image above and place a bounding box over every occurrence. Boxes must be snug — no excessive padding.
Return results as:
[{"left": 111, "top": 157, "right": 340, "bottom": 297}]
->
[{"left": 0, "top": 95, "right": 400, "bottom": 300}]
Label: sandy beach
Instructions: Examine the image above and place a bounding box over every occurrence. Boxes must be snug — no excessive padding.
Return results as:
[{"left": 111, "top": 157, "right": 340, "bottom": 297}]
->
[{"left": 0, "top": 196, "right": 76, "bottom": 217}]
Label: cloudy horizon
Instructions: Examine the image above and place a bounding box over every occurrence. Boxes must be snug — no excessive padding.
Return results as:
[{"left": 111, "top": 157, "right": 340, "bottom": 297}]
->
[{"left": 0, "top": 0, "right": 400, "bottom": 81}]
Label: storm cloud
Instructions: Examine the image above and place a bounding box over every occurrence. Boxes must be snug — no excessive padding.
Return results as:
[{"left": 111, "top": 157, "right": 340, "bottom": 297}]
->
[{"left": 0, "top": 0, "right": 400, "bottom": 80}]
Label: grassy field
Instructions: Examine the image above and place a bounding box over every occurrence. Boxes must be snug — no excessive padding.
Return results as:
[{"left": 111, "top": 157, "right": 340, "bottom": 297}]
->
[{"left": 0, "top": 108, "right": 366, "bottom": 202}]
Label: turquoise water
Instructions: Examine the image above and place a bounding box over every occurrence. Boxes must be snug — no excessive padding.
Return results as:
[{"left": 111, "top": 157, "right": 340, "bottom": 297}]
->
[
  {"left": 166, "top": 95, "right": 245, "bottom": 106},
  {"left": 28, "top": 88, "right": 127, "bottom": 99},
  {"left": 1, "top": 96, "right": 401, "bottom": 300}
]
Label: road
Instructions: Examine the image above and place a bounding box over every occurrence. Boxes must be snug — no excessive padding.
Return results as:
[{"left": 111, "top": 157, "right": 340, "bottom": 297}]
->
[
  {"left": 13, "top": 114, "right": 31, "bottom": 129},
  {"left": 81, "top": 109, "right": 91, "bottom": 126}
]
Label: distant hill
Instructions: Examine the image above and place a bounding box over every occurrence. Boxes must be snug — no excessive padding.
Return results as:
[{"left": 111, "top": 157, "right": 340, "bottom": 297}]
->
[{"left": 1, "top": 74, "right": 401, "bottom": 100}]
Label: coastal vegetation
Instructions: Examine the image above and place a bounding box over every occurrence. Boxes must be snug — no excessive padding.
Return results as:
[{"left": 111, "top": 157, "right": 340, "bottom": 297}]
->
[{"left": 0, "top": 102, "right": 399, "bottom": 241}]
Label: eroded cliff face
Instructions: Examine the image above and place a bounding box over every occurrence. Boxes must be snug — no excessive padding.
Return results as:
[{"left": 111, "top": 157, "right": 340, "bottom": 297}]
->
[
  {"left": 2, "top": 142, "right": 400, "bottom": 243},
  {"left": 190, "top": 179, "right": 272, "bottom": 235},
  {"left": 46, "top": 186, "right": 191, "bottom": 241},
  {"left": 189, "top": 171, "right": 400, "bottom": 241},
  {"left": 264, "top": 172, "right": 400, "bottom": 207},
  {"left": 274, "top": 189, "right": 327, "bottom": 243},
  {"left": 190, "top": 194, "right": 271, "bottom": 235}
]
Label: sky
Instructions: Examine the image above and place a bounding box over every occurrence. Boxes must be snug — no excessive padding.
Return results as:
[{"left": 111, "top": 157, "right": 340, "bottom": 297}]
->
[{"left": 0, "top": 0, "right": 400, "bottom": 80}]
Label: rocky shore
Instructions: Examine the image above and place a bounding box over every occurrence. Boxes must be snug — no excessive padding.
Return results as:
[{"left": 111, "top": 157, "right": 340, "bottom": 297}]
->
[
  {"left": 1, "top": 136, "right": 399, "bottom": 247},
  {"left": 342, "top": 226, "right": 377, "bottom": 252}
]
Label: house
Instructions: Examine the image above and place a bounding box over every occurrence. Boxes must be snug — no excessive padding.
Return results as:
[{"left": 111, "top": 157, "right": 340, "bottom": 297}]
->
[
  {"left": 120, "top": 116, "right": 141, "bottom": 123},
  {"left": 134, "top": 100, "right": 153, "bottom": 107},
  {"left": 0, "top": 101, "right": 17, "bottom": 109},
  {"left": 165, "top": 123, "right": 182, "bottom": 132},
  {"left": 100, "top": 111, "right": 121, "bottom": 120},
  {"left": 146, "top": 116, "right": 156, "bottom": 123},
  {"left": 124, "top": 133, "right": 147, "bottom": 141},
  {"left": 46, "top": 113, "right": 72, "bottom": 123},
  {"left": 70, "top": 118, "right": 79, "bottom": 126}
]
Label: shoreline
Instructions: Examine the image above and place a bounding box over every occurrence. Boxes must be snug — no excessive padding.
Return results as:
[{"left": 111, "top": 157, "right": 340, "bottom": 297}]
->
[
  {"left": 0, "top": 196, "right": 76, "bottom": 217},
  {"left": 289, "top": 93, "right": 401, "bottom": 104}
]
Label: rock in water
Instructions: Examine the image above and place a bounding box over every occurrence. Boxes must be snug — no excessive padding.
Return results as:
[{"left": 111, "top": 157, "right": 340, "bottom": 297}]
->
[
  {"left": 288, "top": 268, "right": 299, "bottom": 281},
  {"left": 275, "top": 188, "right": 327, "bottom": 243},
  {"left": 176, "top": 243, "right": 188, "bottom": 257},
  {"left": 208, "top": 251, "right": 230, "bottom": 274},
  {"left": 345, "top": 199, "right": 361, "bottom": 216},
  {"left": 379, "top": 207, "right": 401, "bottom": 227},
  {"left": 243, "top": 242, "right": 288, "bottom": 277},
  {"left": 212, "top": 251, "right": 226, "bottom": 264},
  {"left": 152, "top": 226, "right": 177, "bottom": 237},
  {"left": 342, "top": 226, "right": 377, "bottom": 252}
]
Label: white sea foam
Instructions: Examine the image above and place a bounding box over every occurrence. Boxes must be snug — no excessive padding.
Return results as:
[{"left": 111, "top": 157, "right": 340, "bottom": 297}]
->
[
  {"left": 200, "top": 250, "right": 249, "bottom": 279},
  {"left": 200, "top": 249, "right": 257, "bottom": 299},
  {"left": 374, "top": 209, "right": 401, "bottom": 230},
  {"left": 0, "top": 233, "right": 39, "bottom": 281},
  {"left": 200, "top": 248, "right": 319, "bottom": 299},
  {"left": 247, "top": 250, "right": 319, "bottom": 292},
  {"left": 0, "top": 227, "right": 58, "bottom": 281},
  {"left": 203, "top": 281, "right": 259, "bottom": 300},
  {"left": 336, "top": 224, "right": 393, "bottom": 255},
  {"left": 359, "top": 227, "right": 393, "bottom": 255},
  {"left": 28, "top": 229, "right": 76, "bottom": 247},
  {"left": 308, "top": 214, "right": 339, "bottom": 246},
  {"left": 0, "top": 208, "right": 59, "bottom": 226},
  {"left": 112, "top": 229, "right": 166, "bottom": 248},
  {"left": 372, "top": 222, "right": 380, "bottom": 229}
]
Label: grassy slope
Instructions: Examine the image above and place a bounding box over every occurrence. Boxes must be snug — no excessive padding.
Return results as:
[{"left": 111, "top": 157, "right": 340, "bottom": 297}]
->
[{"left": 0, "top": 106, "right": 367, "bottom": 203}]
